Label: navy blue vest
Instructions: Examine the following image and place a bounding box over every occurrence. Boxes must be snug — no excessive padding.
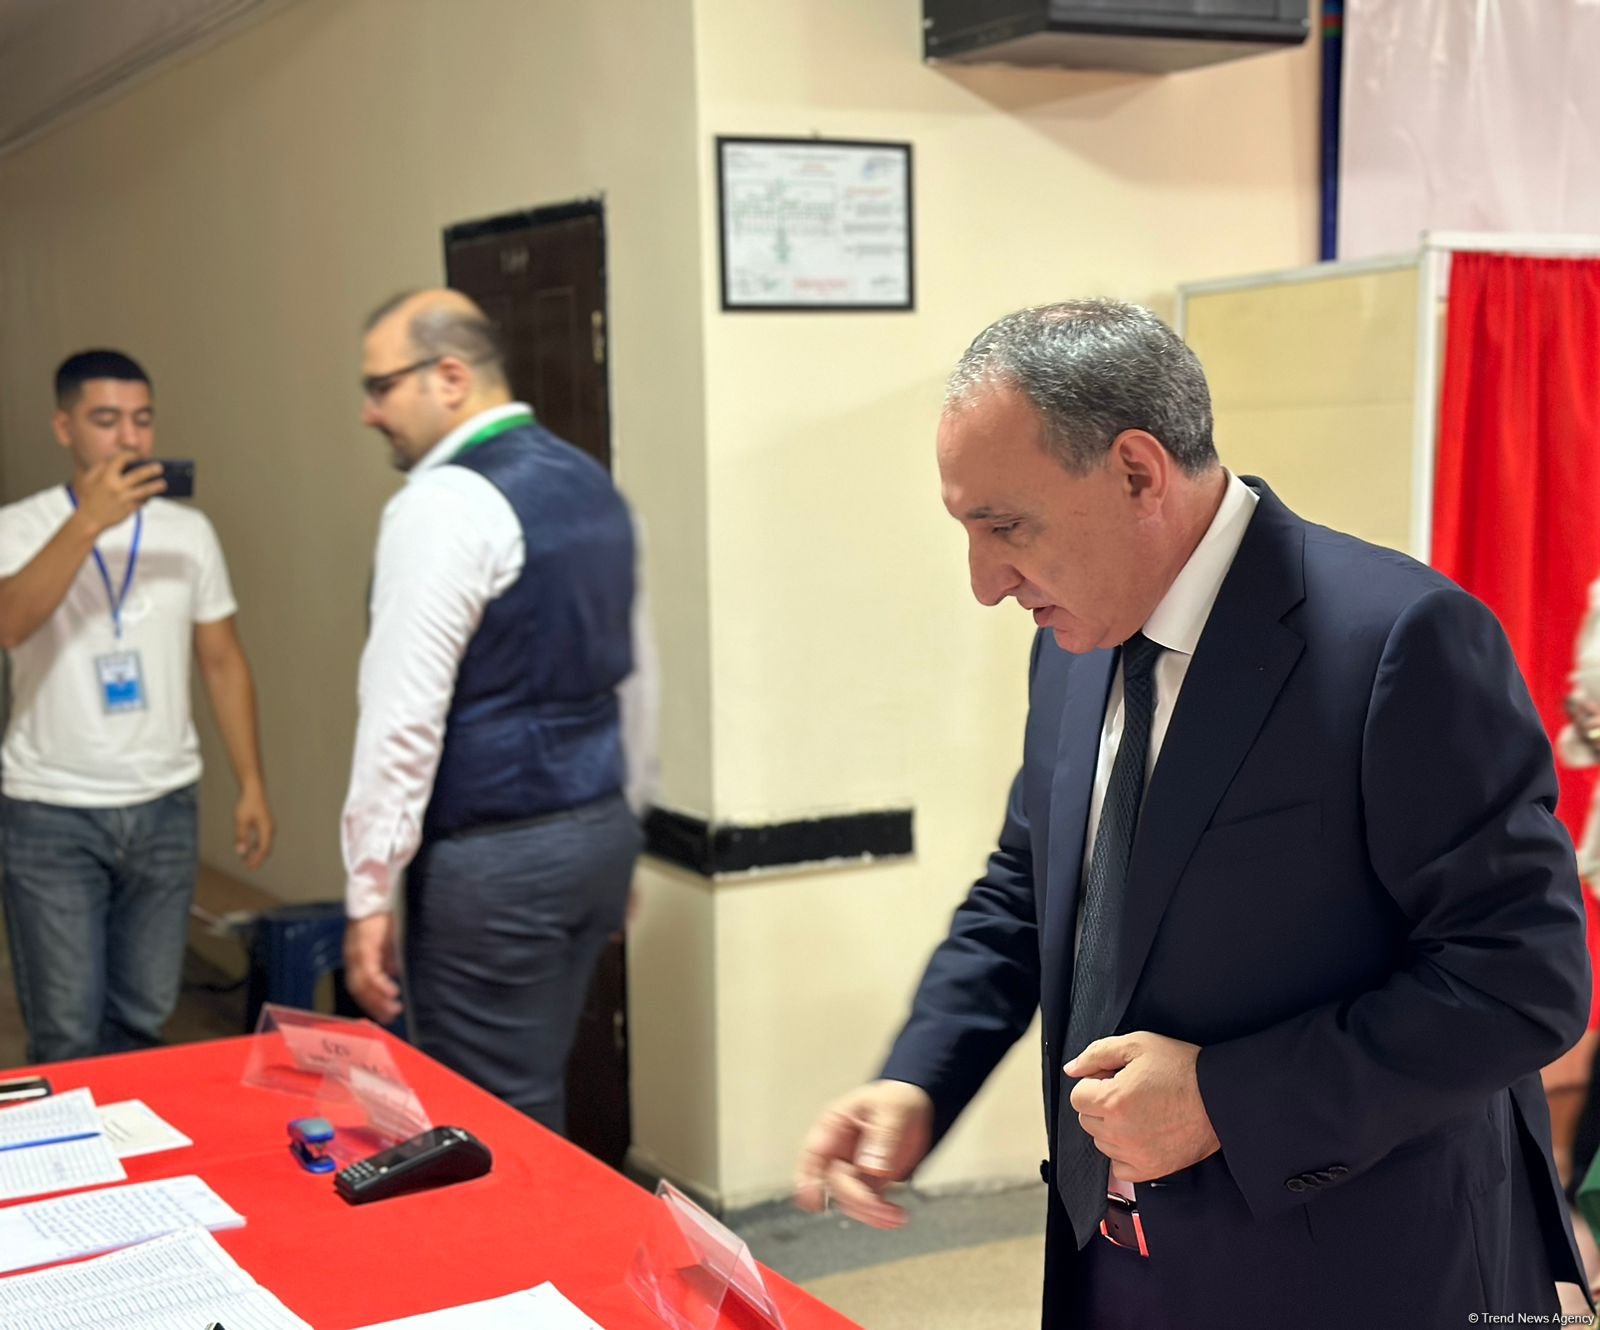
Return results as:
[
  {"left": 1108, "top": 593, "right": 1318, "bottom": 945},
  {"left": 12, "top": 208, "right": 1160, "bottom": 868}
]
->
[{"left": 421, "top": 421, "right": 635, "bottom": 840}]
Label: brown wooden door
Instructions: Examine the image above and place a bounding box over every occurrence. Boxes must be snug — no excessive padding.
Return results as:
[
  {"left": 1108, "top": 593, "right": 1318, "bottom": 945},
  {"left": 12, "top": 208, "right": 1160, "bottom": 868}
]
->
[
  {"left": 444, "top": 202, "right": 631, "bottom": 1170},
  {"left": 444, "top": 203, "right": 610, "bottom": 468}
]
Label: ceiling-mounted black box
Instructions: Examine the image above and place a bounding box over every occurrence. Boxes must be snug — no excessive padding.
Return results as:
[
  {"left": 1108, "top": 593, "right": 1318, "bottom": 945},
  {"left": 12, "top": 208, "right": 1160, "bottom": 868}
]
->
[{"left": 924, "top": 0, "right": 1310, "bottom": 73}]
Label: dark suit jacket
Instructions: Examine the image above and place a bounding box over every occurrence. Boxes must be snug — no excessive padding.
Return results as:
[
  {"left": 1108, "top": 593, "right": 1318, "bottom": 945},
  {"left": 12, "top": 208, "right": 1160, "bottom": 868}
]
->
[{"left": 881, "top": 479, "right": 1591, "bottom": 1327}]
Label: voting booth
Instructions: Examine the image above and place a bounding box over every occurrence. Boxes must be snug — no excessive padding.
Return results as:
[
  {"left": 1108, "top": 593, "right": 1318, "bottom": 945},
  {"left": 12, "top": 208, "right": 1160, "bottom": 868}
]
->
[{"left": 1178, "top": 230, "right": 1600, "bottom": 560}]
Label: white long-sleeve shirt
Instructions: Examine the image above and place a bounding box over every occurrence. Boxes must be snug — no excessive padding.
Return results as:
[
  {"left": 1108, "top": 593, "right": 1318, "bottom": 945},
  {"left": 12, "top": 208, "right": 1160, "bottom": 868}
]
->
[{"left": 341, "top": 402, "right": 659, "bottom": 920}]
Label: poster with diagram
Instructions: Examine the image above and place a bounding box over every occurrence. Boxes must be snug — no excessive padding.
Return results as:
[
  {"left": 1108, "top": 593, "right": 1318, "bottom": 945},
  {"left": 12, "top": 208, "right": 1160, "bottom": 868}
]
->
[{"left": 717, "top": 137, "right": 914, "bottom": 311}]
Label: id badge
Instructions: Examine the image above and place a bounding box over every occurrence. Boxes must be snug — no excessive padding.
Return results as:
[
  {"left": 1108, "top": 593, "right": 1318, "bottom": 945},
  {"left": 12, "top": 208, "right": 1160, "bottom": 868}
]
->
[{"left": 94, "top": 650, "right": 147, "bottom": 715}]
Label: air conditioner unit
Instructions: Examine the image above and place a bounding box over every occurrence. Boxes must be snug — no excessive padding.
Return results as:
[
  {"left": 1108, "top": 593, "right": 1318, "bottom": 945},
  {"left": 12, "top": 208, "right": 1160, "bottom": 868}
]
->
[{"left": 924, "top": 0, "right": 1311, "bottom": 73}]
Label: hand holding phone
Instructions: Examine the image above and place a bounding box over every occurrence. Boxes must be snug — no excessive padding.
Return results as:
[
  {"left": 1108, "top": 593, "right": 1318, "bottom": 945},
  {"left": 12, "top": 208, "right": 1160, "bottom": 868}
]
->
[{"left": 121, "top": 457, "right": 194, "bottom": 498}]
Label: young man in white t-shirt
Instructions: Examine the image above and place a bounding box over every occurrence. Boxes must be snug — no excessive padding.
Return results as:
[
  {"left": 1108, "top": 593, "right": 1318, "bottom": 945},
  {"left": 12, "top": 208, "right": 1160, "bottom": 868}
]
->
[{"left": 0, "top": 350, "right": 274, "bottom": 1064}]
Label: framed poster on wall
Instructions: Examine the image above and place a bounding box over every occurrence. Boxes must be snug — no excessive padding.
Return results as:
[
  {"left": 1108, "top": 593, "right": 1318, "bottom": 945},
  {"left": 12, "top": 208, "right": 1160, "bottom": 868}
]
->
[{"left": 716, "top": 136, "right": 914, "bottom": 312}]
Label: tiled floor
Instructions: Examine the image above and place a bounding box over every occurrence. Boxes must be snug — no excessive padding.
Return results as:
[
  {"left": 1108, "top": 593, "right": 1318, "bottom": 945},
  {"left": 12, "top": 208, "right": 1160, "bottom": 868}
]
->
[
  {"left": 736, "top": 1184, "right": 1047, "bottom": 1286},
  {"left": 738, "top": 1187, "right": 1046, "bottom": 1329},
  {"left": 803, "top": 1235, "right": 1044, "bottom": 1330}
]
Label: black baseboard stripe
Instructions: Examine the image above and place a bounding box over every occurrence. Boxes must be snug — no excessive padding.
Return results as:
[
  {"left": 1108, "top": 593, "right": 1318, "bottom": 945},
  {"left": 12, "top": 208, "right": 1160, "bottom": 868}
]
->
[{"left": 644, "top": 807, "right": 913, "bottom": 877}]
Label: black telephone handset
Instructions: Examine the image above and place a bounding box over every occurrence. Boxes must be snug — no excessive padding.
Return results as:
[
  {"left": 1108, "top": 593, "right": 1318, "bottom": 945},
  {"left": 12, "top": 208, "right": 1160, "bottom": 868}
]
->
[{"left": 333, "top": 1125, "right": 492, "bottom": 1204}]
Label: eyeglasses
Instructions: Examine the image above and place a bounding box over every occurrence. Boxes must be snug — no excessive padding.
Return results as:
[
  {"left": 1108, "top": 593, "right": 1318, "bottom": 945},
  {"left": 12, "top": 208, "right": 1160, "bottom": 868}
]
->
[{"left": 361, "top": 356, "right": 442, "bottom": 402}]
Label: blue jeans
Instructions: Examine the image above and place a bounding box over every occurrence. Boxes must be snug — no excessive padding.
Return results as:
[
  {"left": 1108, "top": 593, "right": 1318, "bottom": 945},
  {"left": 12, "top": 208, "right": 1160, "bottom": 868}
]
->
[
  {"left": 404, "top": 793, "right": 641, "bottom": 1134},
  {"left": 1, "top": 786, "right": 198, "bottom": 1064}
]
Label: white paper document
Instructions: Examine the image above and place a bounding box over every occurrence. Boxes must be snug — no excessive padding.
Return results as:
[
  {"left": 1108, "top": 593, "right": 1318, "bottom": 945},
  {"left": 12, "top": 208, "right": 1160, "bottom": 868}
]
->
[
  {"left": 0, "top": 1086, "right": 126, "bottom": 1202},
  {"left": 0, "top": 1173, "right": 244, "bottom": 1274},
  {"left": 0, "top": 1086, "right": 102, "bottom": 1148},
  {"left": 0, "top": 1135, "right": 127, "bottom": 1203},
  {"left": 0, "top": 1226, "right": 311, "bottom": 1330},
  {"left": 97, "top": 1098, "right": 193, "bottom": 1158},
  {"left": 352, "top": 1282, "right": 607, "bottom": 1329}
]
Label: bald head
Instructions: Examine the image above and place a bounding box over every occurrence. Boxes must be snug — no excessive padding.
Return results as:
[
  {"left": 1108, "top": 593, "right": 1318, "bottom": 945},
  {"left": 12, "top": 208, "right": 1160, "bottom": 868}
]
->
[
  {"left": 366, "top": 288, "right": 508, "bottom": 389},
  {"left": 360, "top": 287, "right": 513, "bottom": 470}
]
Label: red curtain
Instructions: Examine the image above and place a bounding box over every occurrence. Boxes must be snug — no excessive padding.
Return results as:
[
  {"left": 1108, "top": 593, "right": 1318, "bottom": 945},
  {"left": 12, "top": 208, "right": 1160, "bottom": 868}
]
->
[{"left": 1432, "top": 251, "right": 1600, "bottom": 1026}]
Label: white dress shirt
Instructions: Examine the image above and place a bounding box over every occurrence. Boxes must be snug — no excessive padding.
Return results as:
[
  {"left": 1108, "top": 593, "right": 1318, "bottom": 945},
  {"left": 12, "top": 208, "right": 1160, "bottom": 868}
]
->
[
  {"left": 342, "top": 402, "right": 659, "bottom": 920},
  {"left": 1079, "top": 470, "right": 1259, "bottom": 1199}
]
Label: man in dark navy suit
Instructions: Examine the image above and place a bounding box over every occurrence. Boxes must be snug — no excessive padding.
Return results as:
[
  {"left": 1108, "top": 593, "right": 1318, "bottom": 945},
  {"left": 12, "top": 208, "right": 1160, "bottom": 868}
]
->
[{"left": 794, "top": 300, "right": 1592, "bottom": 1327}]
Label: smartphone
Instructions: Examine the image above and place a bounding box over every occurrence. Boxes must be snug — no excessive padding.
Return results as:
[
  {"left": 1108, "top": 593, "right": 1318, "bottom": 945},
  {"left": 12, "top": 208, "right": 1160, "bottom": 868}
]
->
[{"left": 122, "top": 457, "right": 195, "bottom": 498}]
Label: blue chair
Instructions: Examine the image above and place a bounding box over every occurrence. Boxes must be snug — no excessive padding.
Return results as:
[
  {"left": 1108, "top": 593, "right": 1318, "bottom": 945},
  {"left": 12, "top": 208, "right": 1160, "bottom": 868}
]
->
[{"left": 245, "top": 901, "right": 406, "bottom": 1038}]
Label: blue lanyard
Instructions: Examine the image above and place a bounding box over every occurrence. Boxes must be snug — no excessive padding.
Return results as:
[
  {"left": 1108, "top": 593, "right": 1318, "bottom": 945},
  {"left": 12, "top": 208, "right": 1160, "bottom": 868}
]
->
[{"left": 64, "top": 485, "right": 143, "bottom": 640}]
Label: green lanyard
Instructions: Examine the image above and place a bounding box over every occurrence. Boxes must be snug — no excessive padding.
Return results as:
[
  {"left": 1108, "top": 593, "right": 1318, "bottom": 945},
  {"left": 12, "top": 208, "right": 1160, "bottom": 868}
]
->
[{"left": 451, "top": 406, "right": 535, "bottom": 461}]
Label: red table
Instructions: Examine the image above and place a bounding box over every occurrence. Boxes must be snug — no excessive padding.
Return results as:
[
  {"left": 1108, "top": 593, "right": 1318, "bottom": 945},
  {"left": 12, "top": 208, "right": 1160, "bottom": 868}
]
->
[{"left": 5, "top": 1035, "right": 861, "bottom": 1330}]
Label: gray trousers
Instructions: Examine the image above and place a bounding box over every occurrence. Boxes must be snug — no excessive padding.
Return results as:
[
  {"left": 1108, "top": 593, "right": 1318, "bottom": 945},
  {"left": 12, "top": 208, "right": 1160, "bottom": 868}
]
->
[{"left": 404, "top": 793, "right": 641, "bottom": 1135}]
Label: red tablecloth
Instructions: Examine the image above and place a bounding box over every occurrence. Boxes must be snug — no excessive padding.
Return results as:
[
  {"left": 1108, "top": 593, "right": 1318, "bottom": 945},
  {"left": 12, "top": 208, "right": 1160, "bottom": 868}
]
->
[{"left": 3, "top": 1035, "right": 860, "bottom": 1330}]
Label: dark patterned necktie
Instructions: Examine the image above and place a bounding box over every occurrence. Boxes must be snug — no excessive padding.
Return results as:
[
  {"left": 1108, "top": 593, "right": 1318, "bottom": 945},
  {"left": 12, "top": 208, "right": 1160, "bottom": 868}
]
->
[{"left": 1057, "top": 630, "right": 1163, "bottom": 1248}]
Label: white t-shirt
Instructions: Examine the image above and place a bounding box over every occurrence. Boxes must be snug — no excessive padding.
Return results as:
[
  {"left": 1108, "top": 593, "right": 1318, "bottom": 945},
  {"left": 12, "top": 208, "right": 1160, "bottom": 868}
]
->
[{"left": 0, "top": 487, "right": 238, "bottom": 807}]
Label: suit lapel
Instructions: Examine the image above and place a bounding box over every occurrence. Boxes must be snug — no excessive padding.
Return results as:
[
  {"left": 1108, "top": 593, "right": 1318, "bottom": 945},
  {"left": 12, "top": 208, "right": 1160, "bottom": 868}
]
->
[
  {"left": 1040, "top": 645, "right": 1115, "bottom": 1055},
  {"left": 1106, "top": 480, "right": 1307, "bottom": 1035}
]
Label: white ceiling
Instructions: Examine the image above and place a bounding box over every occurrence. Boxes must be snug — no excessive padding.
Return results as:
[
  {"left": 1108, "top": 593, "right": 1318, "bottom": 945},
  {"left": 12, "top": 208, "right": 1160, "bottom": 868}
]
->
[{"left": 0, "top": 0, "right": 288, "bottom": 159}]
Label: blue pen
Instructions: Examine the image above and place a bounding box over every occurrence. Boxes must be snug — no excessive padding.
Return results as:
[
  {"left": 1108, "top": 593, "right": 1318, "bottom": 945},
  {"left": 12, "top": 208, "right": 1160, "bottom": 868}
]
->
[{"left": 0, "top": 1131, "right": 100, "bottom": 1153}]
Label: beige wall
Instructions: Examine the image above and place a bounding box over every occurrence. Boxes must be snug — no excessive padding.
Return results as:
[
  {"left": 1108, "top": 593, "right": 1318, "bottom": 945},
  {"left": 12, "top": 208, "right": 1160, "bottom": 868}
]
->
[
  {"left": 0, "top": 0, "right": 712, "bottom": 894},
  {"left": 0, "top": 0, "right": 1323, "bottom": 1211},
  {"left": 688, "top": 0, "right": 1322, "bottom": 1204},
  {"left": 1184, "top": 264, "right": 1420, "bottom": 554}
]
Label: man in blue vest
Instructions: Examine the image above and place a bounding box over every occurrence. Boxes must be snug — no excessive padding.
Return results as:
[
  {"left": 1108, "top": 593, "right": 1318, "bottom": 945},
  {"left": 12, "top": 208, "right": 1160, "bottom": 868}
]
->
[{"left": 341, "top": 288, "right": 650, "bottom": 1134}]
